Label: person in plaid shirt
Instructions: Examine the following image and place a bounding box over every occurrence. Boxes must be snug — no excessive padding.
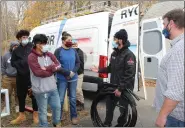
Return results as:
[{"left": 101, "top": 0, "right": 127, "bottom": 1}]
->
[{"left": 154, "top": 9, "right": 184, "bottom": 127}]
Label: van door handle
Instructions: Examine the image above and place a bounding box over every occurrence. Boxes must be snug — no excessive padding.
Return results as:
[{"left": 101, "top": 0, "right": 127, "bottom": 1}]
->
[{"left": 147, "top": 58, "right": 151, "bottom": 62}]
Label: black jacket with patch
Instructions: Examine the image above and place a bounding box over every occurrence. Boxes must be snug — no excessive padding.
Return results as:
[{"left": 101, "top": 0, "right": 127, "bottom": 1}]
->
[{"left": 99, "top": 42, "right": 136, "bottom": 91}]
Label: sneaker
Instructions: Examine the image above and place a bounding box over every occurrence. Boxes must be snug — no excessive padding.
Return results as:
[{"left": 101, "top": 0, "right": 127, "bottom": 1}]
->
[{"left": 71, "top": 118, "right": 79, "bottom": 125}]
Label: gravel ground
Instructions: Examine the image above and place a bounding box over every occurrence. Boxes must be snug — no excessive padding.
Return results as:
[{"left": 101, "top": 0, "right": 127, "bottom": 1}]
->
[{"left": 1, "top": 96, "right": 89, "bottom": 127}]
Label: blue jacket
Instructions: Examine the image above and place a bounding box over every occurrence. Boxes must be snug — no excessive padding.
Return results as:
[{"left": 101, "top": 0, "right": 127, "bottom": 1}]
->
[{"left": 54, "top": 47, "right": 80, "bottom": 82}]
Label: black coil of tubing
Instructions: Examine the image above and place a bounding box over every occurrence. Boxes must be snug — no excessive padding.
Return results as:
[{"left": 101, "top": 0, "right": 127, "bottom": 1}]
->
[{"left": 91, "top": 91, "right": 138, "bottom": 127}]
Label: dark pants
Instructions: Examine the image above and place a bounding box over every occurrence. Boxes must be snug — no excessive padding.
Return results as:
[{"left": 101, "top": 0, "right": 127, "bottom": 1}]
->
[
  {"left": 104, "top": 95, "right": 128, "bottom": 126},
  {"left": 16, "top": 75, "right": 38, "bottom": 112}
]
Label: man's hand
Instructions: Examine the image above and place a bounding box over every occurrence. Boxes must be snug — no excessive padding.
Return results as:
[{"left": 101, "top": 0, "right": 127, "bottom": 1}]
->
[
  {"left": 69, "top": 71, "right": 75, "bottom": 78},
  {"left": 90, "top": 65, "right": 98, "bottom": 73},
  {"left": 155, "top": 98, "right": 179, "bottom": 127},
  {"left": 114, "top": 89, "right": 121, "bottom": 97},
  {"left": 55, "top": 64, "right": 61, "bottom": 71},
  {"left": 44, "top": 63, "right": 61, "bottom": 72},
  {"left": 155, "top": 115, "right": 167, "bottom": 127},
  {"left": 41, "top": 67, "right": 46, "bottom": 70}
]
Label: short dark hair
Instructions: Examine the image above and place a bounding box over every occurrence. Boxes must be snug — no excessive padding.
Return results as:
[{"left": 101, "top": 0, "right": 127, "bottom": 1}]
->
[
  {"left": 163, "top": 9, "right": 184, "bottom": 29},
  {"left": 32, "top": 34, "right": 48, "bottom": 48},
  {"left": 16, "top": 30, "right": 30, "bottom": 39},
  {"left": 114, "top": 29, "right": 128, "bottom": 43},
  {"left": 62, "top": 31, "right": 71, "bottom": 41}
]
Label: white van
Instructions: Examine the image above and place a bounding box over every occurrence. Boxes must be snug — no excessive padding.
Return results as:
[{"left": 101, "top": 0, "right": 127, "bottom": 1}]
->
[{"left": 29, "top": 4, "right": 139, "bottom": 92}]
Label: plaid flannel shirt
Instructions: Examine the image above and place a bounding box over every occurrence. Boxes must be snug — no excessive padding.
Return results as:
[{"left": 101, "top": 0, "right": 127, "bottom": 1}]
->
[{"left": 154, "top": 33, "right": 184, "bottom": 122}]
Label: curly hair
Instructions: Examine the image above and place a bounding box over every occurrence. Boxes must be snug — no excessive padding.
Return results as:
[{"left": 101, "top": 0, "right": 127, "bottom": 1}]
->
[{"left": 16, "top": 30, "right": 30, "bottom": 40}]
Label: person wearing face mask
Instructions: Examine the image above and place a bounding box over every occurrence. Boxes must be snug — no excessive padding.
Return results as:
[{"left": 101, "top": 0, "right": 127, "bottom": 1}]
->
[
  {"left": 91, "top": 29, "right": 136, "bottom": 127},
  {"left": 28, "top": 34, "right": 62, "bottom": 127},
  {"left": 1, "top": 41, "right": 19, "bottom": 113},
  {"left": 154, "top": 9, "right": 184, "bottom": 127},
  {"left": 10, "top": 30, "right": 38, "bottom": 125},
  {"left": 54, "top": 32, "right": 80, "bottom": 125}
]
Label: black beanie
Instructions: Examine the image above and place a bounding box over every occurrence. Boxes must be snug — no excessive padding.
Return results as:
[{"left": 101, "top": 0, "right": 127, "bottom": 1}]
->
[
  {"left": 114, "top": 29, "right": 128, "bottom": 43},
  {"left": 114, "top": 29, "right": 130, "bottom": 48}
]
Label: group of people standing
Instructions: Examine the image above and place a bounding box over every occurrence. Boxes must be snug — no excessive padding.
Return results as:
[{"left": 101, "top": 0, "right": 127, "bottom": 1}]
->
[
  {"left": 1, "top": 8, "right": 184, "bottom": 128},
  {"left": 1, "top": 30, "right": 85, "bottom": 127}
]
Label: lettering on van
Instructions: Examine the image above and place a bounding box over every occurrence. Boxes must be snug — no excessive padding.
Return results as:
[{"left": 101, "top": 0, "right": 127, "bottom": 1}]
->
[
  {"left": 29, "top": 35, "right": 55, "bottom": 45},
  {"left": 121, "top": 5, "right": 138, "bottom": 19},
  {"left": 47, "top": 35, "right": 55, "bottom": 45}
]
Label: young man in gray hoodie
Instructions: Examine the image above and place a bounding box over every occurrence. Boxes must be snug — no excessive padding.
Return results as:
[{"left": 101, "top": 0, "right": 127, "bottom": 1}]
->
[
  {"left": 1, "top": 41, "right": 19, "bottom": 112},
  {"left": 28, "top": 34, "right": 65, "bottom": 127}
]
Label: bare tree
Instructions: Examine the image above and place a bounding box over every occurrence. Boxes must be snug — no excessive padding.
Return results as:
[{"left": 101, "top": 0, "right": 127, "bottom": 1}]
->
[{"left": 1, "top": 1, "right": 20, "bottom": 54}]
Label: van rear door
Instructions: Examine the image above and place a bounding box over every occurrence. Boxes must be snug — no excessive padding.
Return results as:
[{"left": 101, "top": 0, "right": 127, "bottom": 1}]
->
[
  {"left": 108, "top": 4, "right": 139, "bottom": 92},
  {"left": 140, "top": 17, "right": 169, "bottom": 79}
]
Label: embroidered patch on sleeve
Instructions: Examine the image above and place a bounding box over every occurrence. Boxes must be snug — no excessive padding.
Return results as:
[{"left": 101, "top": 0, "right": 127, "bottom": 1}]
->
[{"left": 127, "top": 58, "right": 134, "bottom": 65}]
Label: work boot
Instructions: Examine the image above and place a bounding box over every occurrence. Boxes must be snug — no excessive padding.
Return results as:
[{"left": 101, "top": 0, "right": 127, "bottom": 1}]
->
[
  {"left": 10, "top": 112, "right": 26, "bottom": 125},
  {"left": 77, "top": 102, "right": 84, "bottom": 111},
  {"left": 71, "top": 117, "right": 79, "bottom": 125},
  {"left": 33, "top": 111, "right": 39, "bottom": 124}
]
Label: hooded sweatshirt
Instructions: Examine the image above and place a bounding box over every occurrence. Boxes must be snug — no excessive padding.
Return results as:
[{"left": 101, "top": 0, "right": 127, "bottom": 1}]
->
[
  {"left": 28, "top": 49, "right": 61, "bottom": 94},
  {"left": 1, "top": 41, "right": 19, "bottom": 77}
]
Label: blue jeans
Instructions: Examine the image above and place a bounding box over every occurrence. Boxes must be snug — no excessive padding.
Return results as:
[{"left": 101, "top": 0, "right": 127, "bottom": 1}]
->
[
  {"left": 57, "top": 80, "right": 77, "bottom": 120},
  {"left": 165, "top": 116, "right": 185, "bottom": 127},
  {"left": 33, "top": 89, "right": 61, "bottom": 127}
]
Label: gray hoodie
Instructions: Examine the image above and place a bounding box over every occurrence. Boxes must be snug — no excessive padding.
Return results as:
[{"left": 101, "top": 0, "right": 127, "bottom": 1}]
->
[
  {"left": 1, "top": 42, "right": 19, "bottom": 77},
  {"left": 28, "top": 49, "right": 61, "bottom": 94}
]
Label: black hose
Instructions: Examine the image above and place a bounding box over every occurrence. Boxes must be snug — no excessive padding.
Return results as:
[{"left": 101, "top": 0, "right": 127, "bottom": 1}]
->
[{"left": 91, "top": 90, "right": 138, "bottom": 127}]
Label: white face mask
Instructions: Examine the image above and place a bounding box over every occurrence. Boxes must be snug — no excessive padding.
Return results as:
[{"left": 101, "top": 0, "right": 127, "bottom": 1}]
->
[
  {"left": 41, "top": 45, "right": 50, "bottom": 53},
  {"left": 22, "top": 39, "right": 29, "bottom": 45}
]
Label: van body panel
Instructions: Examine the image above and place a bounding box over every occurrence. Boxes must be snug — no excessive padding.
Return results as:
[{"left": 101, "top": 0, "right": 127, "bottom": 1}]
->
[{"left": 29, "top": 5, "right": 140, "bottom": 92}]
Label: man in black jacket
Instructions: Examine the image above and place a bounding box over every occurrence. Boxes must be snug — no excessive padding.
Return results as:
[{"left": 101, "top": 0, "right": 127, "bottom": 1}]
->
[
  {"left": 10, "top": 30, "right": 38, "bottom": 125},
  {"left": 91, "top": 29, "right": 136, "bottom": 126},
  {"left": 72, "top": 41, "right": 85, "bottom": 111}
]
